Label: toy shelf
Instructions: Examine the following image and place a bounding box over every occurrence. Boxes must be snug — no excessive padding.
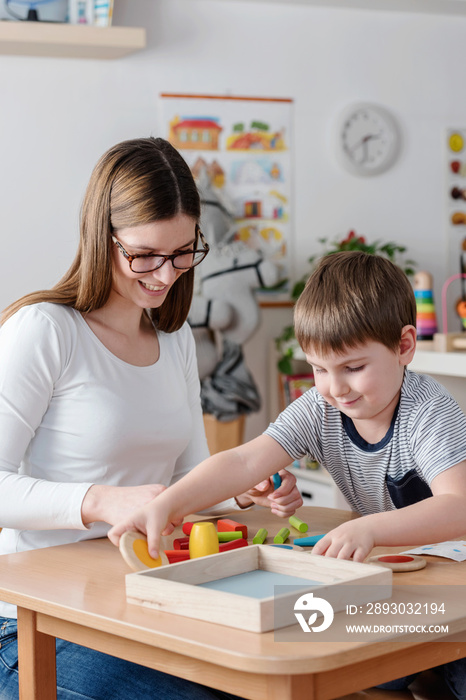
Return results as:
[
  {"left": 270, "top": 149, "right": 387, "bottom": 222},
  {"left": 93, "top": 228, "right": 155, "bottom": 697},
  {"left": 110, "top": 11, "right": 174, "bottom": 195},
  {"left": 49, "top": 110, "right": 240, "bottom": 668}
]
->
[
  {"left": 410, "top": 349, "right": 466, "bottom": 378},
  {"left": 0, "top": 20, "right": 146, "bottom": 59}
]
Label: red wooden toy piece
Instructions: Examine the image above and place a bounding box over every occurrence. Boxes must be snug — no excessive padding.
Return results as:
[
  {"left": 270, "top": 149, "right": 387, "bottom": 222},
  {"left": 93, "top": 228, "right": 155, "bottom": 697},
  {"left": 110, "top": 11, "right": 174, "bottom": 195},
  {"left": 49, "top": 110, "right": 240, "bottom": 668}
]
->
[
  {"left": 182, "top": 522, "right": 194, "bottom": 535},
  {"left": 217, "top": 518, "right": 248, "bottom": 539},
  {"left": 219, "top": 538, "right": 249, "bottom": 553},
  {"left": 164, "top": 550, "right": 191, "bottom": 564},
  {"left": 173, "top": 536, "right": 190, "bottom": 550}
]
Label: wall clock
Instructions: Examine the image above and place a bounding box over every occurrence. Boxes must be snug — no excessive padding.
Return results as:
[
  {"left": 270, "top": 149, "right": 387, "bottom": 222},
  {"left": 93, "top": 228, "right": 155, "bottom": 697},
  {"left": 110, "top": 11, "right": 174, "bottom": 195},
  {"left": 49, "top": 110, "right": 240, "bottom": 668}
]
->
[{"left": 335, "top": 102, "right": 400, "bottom": 176}]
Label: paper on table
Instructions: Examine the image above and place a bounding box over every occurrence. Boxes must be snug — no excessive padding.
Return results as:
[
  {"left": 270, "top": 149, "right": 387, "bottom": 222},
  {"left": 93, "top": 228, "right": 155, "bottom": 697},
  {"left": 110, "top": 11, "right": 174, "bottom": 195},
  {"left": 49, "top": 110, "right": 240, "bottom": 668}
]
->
[{"left": 401, "top": 541, "right": 466, "bottom": 562}]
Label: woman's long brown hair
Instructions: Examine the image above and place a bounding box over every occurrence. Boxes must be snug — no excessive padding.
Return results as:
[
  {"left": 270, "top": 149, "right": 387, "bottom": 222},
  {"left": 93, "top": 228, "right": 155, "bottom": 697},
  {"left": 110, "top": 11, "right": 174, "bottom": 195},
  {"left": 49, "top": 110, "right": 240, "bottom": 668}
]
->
[{"left": 2, "top": 137, "right": 201, "bottom": 332}]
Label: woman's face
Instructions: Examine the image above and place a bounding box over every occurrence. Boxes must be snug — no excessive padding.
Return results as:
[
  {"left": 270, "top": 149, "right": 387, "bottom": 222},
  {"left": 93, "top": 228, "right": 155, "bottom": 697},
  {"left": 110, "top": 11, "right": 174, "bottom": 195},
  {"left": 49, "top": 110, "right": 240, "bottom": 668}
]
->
[{"left": 110, "top": 214, "right": 197, "bottom": 311}]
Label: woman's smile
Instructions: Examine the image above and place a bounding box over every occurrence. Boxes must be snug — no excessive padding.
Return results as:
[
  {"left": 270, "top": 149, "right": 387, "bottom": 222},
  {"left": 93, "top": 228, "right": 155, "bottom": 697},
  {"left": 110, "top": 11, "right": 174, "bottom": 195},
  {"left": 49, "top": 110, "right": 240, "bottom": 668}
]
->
[{"left": 138, "top": 280, "right": 167, "bottom": 294}]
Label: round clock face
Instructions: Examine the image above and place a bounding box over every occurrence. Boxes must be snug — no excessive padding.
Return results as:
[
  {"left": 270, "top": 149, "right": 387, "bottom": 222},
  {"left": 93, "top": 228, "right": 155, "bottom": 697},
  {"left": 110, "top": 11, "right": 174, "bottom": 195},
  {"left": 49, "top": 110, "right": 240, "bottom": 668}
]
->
[{"left": 336, "top": 103, "right": 400, "bottom": 176}]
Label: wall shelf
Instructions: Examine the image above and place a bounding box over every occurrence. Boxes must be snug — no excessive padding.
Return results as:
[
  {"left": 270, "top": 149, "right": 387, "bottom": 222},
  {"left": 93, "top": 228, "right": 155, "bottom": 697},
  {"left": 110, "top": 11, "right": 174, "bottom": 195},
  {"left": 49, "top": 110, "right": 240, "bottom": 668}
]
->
[
  {"left": 217, "top": 0, "right": 466, "bottom": 17},
  {"left": 0, "top": 20, "right": 146, "bottom": 59}
]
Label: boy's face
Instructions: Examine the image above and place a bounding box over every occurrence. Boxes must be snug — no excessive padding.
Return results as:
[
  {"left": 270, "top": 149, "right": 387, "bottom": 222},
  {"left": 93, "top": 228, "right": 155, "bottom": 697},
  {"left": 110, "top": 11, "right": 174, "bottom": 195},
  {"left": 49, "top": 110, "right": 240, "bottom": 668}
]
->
[{"left": 305, "top": 338, "right": 410, "bottom": 426}]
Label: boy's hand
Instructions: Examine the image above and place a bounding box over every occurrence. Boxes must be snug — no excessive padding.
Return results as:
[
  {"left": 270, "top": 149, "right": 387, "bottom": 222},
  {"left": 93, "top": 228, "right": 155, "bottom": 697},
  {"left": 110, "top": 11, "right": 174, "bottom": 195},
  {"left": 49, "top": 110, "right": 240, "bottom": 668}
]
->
[
  {"left": 311, "top": 519, "right": 375, "bottom": 562},
  {"left": 108, "top": 498, "right": 180, "bottom": 559},
  {"left": 238, "top": 469, "right": 303, "bottom": 516}
]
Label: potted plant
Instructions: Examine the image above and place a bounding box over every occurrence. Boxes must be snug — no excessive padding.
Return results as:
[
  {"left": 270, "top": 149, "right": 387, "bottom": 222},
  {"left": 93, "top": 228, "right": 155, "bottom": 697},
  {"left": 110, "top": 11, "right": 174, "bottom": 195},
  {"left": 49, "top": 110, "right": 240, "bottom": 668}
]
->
[{"left": 275, "top": 231, "right": 416, "bottom": 374}]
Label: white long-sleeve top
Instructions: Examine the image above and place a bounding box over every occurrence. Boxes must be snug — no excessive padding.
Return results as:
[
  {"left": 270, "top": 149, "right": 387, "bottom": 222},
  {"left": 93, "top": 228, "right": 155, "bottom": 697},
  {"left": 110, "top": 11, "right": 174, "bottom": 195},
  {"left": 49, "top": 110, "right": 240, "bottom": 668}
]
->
[{"left": 0, "top": 302, "right": 236, "bottom": 618}]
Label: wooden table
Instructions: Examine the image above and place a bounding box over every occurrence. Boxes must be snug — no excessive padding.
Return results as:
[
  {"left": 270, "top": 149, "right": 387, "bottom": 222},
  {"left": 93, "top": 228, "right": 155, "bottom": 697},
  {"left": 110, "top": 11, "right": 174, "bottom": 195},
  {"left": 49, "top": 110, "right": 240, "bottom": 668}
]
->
[{"left": 0, "top": 506, "right": 465, "bottom": 700}]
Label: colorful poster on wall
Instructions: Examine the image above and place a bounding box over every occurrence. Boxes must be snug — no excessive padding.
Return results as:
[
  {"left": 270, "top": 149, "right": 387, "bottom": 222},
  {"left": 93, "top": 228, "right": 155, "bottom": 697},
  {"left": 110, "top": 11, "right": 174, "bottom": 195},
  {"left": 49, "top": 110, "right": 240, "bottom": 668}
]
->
[{"left": 159, "top": 93, "right": 293, "bottom": 289}]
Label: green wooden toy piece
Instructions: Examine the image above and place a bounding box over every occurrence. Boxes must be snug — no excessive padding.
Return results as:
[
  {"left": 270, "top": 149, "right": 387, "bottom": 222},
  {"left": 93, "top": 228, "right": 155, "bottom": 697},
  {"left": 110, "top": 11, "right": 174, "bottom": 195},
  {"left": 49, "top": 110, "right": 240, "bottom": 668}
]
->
[
  {"left": 217, "top": 531, "right": 243, "bottom": 542},
  {"left": 288, "top": 515, "right": 309, "bottom": 533},
  {"left": 252, "top": 528, "right": 268, "bottom": 544},
  {"left": 273, "top": 527, "right": 290, "bottom": 544}
]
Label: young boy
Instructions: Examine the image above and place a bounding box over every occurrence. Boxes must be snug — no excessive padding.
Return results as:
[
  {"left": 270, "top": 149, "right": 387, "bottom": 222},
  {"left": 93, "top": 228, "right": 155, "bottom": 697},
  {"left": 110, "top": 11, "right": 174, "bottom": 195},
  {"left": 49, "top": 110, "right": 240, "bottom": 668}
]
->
[{"left": 109, "top": 251, "right": 466, "bottom": 696}]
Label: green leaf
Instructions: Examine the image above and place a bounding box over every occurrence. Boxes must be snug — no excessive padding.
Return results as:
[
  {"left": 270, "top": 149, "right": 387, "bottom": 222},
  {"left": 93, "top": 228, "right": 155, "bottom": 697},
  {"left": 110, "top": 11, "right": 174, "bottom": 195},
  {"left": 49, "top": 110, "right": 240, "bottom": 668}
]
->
[
  {"left": 278, "top": 356, "right": 293, "bottom": 374},
  {"left": 291, "top": 280, "right": 306, "bottom": 300}
]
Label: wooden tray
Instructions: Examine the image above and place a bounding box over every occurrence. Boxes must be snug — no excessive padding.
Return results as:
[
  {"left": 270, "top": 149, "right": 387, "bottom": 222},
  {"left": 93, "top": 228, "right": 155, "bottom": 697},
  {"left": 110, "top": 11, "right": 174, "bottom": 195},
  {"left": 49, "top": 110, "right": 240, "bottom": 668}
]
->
[{"left": 126, "top": 545, "right": 392, "bottom": 633}]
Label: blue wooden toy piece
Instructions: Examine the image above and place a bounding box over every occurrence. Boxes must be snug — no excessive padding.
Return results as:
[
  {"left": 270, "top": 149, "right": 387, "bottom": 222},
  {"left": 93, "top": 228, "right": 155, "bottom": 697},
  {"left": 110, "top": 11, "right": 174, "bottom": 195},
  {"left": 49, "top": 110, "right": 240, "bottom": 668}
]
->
[
  {"left": 271, "top": 472, "right": 282, "bottom": 489},
  {"left": 293, "top": 534, "right": 325, "bottom": 547}
]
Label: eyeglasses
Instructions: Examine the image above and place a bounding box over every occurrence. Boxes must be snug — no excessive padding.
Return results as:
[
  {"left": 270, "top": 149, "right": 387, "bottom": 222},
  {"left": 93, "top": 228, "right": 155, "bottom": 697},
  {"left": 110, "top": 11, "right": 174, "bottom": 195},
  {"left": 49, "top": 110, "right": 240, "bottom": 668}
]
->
[{"left": 111, "top": 227, "right": 209, "bottom": 273}]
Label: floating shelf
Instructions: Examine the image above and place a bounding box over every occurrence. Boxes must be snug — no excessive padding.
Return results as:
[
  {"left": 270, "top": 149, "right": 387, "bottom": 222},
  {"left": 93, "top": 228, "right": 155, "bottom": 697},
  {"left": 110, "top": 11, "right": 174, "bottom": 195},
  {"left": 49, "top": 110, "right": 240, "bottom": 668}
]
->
[
  {"left": 0, "top": 20, "right": 146, "bottom": 59},
  {"left": 217, "top": 0, "right": 466, "bottom": 16}
]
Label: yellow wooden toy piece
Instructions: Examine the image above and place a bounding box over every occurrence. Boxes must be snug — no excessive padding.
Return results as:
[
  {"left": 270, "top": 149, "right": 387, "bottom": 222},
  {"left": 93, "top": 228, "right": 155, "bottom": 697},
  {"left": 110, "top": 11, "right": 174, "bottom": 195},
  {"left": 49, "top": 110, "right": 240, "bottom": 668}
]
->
[
  {"left": 189, "top": 522, "right": 220, "bottom": 559},
  {"left": 119, "top": 531, "right": 169, "bottom": 572}
]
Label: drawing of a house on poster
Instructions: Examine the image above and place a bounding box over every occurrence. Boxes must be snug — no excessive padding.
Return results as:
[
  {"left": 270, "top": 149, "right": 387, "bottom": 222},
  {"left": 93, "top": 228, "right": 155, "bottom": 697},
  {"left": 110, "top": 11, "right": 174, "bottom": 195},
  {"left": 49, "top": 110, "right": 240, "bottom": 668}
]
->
[
  {"left": 192, "top": 157, "right": 225, "bottom": 187},
  {"left": 169, "top": 116, "right": 223, "bottom": 150},
  {"left": 159, "top": 94, "right": 293, "bottom": 287}
]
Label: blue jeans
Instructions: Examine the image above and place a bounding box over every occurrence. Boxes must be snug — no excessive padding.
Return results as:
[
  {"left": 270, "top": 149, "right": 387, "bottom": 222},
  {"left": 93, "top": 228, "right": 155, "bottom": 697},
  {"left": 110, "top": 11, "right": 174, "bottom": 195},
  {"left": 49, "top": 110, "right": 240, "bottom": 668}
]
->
[
  {"left": 377, "top": 659, "right": 466, "bottom": 699},
  {"left": 0, "top": 618, "right": 242, "bottom": 700}
]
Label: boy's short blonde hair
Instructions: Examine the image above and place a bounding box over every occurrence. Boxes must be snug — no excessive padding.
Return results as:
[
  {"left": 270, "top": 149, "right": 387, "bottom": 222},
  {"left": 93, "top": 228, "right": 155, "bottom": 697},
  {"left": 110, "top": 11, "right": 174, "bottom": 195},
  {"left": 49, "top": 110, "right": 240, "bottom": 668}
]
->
[{"left": 294, "top": 251, "right": 416, "bottom": 356}]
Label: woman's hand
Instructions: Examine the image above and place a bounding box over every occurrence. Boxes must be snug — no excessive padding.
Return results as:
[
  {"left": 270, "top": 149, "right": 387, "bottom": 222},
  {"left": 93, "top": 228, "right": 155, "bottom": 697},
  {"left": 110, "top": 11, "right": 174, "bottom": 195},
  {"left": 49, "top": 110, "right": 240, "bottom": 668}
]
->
[
  {"left": 81, "top": 483, "right": 169, "bottom": 527},
  {"left": 311, "top": 519, "right": 375, "bottom": 562},
  {"left": 236, "top": 469, "right": 303, "bottom": 517}
]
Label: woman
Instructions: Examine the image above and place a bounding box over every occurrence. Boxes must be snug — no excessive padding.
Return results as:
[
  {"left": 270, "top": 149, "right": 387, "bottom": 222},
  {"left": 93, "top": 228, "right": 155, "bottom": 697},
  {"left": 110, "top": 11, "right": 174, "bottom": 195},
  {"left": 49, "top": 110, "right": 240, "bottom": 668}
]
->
[{"left": 0, "top": 137, "right": 301, "bottom": 699}]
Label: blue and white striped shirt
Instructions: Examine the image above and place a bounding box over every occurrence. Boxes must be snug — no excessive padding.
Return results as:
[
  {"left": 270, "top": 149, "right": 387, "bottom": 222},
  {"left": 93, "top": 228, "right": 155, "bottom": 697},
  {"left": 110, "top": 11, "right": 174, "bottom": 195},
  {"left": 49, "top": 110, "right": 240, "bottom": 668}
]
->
[{"left": 265, "top": 370, "right": 466, "bottom": 515}]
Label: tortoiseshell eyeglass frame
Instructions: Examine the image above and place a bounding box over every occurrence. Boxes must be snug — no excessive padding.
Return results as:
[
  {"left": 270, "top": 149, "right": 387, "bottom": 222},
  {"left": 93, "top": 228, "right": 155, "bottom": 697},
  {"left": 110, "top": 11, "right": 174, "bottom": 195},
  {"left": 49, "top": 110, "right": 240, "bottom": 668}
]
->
[{"left": 111, "top": 226, "right": 209, "bottom": 273}]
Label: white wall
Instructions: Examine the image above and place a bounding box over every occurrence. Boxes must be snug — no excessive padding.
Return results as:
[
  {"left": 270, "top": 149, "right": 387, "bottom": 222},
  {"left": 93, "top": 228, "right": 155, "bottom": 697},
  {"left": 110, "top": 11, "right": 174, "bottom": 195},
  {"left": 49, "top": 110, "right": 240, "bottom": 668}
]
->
[{"left": 1, "top": 0, "right": 466, "bottom": 437}]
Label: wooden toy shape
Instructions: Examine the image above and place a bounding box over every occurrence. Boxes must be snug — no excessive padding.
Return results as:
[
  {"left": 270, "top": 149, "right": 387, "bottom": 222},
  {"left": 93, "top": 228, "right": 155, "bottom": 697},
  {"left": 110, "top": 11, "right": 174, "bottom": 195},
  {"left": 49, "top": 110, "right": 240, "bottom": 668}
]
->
[
  {"left": 126, "top": 545, "right": 392, "bottom": 633},
  {"left": 414, "top": 271, "right": 438, "bottom": 348},
  {"left": 182, "top": 521, "right": 194, "bottom": 535},
  {"left": 367, "top": 554, "right": 426, "bottom": 572},
  {"left": 273, "top": 527, "right": 290, "bottom": 544},
  {"left": 219, "top": 538, "right": 249, "bottom": 552},
  {"left": 217, "top": 518, "right": 248, "bottom": 539},
  {"left": 289, "top": 515, "right": 309, "bottom": 533},
  {"left": 252, "top": 528, "right": 268, "bottom": 544},
  {"left": 293, "top": 534, "right": 326, "bottom": 547},
  {"left": 189, "top": 522, "right": 220, "bottom": 559},
  {"left": 173, "top": 536, "right": 190, "bottom": 550},
  {"left": 217, "top": 531, "right": 243, "bottom": 542},
  {"left": 164, "top": 550, "right": 191, "bottom": 564},
  {"left": 271, "top": 472, "right": 282, "bottom": 489},
  {"left": 433, "top": 273, "right": 466, "bottom": 351},
  {"left": 119, "top": 531, "right": 169, "bottom": 572}
]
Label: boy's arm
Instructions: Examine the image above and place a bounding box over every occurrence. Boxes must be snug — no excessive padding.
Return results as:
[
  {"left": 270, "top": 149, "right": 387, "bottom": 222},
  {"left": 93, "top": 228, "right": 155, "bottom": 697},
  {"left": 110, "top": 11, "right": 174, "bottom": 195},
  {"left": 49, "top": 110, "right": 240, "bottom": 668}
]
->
[
  {"left": 312, "top": 461, "right": 466, "bottom": 562},
  {"left": 108, "top": 435, "right": 293, "bottom": 557}
]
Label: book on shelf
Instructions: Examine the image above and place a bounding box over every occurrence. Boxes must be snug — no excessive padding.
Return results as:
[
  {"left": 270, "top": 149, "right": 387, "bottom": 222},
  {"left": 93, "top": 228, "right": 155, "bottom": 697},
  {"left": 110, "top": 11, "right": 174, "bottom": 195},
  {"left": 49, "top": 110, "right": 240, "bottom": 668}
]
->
[
  {"left": 278, "top": 372, "right": 314, "bottom": 411},
  {"left": 94, "top": 0, "right": 114, "bottom": 26},
  {"left": 68, "top": 0, "right": 114, "bottom": 26}
]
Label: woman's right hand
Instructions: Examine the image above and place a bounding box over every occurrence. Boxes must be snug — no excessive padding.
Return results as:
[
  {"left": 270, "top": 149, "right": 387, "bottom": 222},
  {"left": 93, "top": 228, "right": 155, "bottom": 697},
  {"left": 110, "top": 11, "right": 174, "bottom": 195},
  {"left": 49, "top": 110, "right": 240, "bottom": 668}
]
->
[{"left": 81, "top": 483, "right": 168, "bottom": 527}]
